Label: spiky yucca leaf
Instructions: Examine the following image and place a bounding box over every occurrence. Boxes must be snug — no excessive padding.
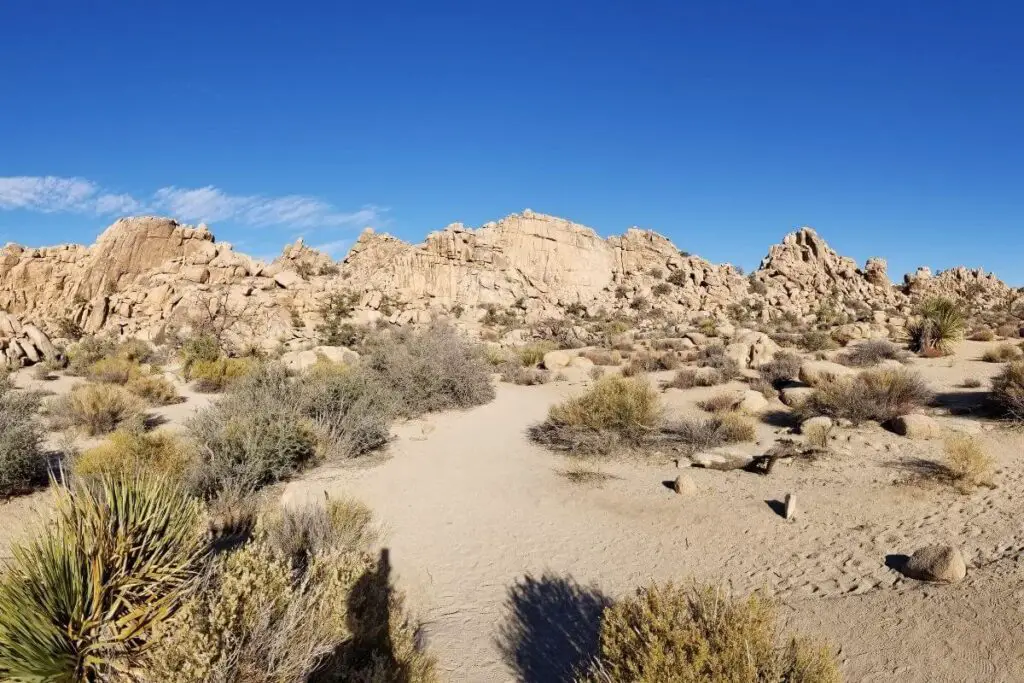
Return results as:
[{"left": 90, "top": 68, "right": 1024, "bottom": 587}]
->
[
  {"left": 0, "top": 473, "right": 207, "bottom": 682},
  {"left": 905, "top": 297, "right": 965, "bottom": 356}
]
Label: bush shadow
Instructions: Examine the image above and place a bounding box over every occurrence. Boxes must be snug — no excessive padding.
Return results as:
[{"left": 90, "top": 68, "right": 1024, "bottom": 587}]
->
[{"left": 496, "top": 572, "right": 612, "bottom": 682}]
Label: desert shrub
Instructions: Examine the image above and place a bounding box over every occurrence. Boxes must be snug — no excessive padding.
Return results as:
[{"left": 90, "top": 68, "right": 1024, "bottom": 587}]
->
[
  {"left": 981, "top": 343, "right": 1023, "bottom": 363},
  {"left": 996, "top": 322, "right": 1021, "bottom": 338},
  {"left": 803, "top": 421, "right": 833, "bottom": 449},
  {"left": 840, "top": 339, "right": 909, "bottom": 367},
  {"left": 969, "top": 327, "right": 996, "bottom": 342},
  {"left": 667, "top": 367, "right": 725, "bottom": 389},
  {"left": 31, "top": 364, "right": 54, "bottom": 382},
  {"left": 589, "top": 366, "right": 606, "bottom": 381},
  {"left": 697, "top": 318, "right": 719, "bottom": 337},
  {"left": 360, "top": 323, "right": 495, "bottom": 417},
  {"left": 0, "top": 473, "right": 206, "bottom": 682},
  {"left": 187, "top": 366, "right": 318, "bottom": 497},
  {"left": 56, "top": 317, "right": 85, "bottom": 341},
  {"left": 699, "top": 393, "right": 740, "bottom": 414},
  {"left": 962, "top": 377, "right": 983, "bottom": 388},
  {"left": 187, "top": 356, "right": 256, "bottom": 392},
  {"left": 179, "top": 332, "right": 221, "bottom": 375},
  {"left": 992, "top": 361, "right": 1024, "bottom": 421},
  {"left": 664, "top": 412, "right": 756, "bottom": 454},
  {"left": 667, "top": 269, "right": 688, "bottom": 287},
  {"left": 578, "top": 581, "right": 840, "bottom": 683},
  {"left": 798, "top": 367, "right": 931, "bottom": 425},
  {"left": 581, "top": 348, "right": 622, "bottom": 366},
  {"left": 531, "top": 376, "right": 661, "bottom": 456},
  {"left": 749, "top": 376, "right": 776, "bottom": 399},
  {"left": 73, "top": 429, "right": 195, "bottom": 480},
  {"left": 116, "top": 338, "right": 157, "bottom": 364},
  {"left": 799, "top": 330, "right": 838, "bottom": 352},
  {"left": 517, "top": 341, "right": 557, "bottom": 367},
  {"left": 65, "top": 335, "right": 117, "bottom": 375},
  {"left": 0, "top": 379, "right": 47, "bottom": 497},
  {"left": 86, "top": 356, "right": 138, "bottom": 384},
  {"left": 905, "top": 297, "right": 965, "bottom": 356},
  {"left": 316, "top": 289, "right": 361, "bottom": 345},
  {"left": 125, "top": 372, "right": 180, "bottom": 405},
  {"left": 697, "top": 344, "right": 741, "bottom": 380},
  {"left": 293, "top": 363, "right": 396, "bottom": 461},
  {"left": 652, "top": 282, "right": 672, "bottom": 297},
  {"left": 142, "top": 508, "right": 435, "bottom": 683},
  {"left": 943, "top": 435, "right": 994, "bottom": 492},
  {"left": 501, "top": 364, "right": 551, "bottom": 385},
  {"left": 759, "top": 351, "right": 802, "bottom": 388},
  {"left": 261, "top": 497, "right": 379, "bottom": 568},
  {"left": 49, "top": 383, "right": 144, "bottom": 435}
]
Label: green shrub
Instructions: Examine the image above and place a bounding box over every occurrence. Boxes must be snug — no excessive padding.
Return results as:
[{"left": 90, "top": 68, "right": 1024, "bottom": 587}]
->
[
  {"left": 759, "top": 351, "right": 802, "bottom": 387},
  {"left": 316, "top": 290, "right": 361, "bottom": 345},
  {"left": 85, "top": 356, "right": 138, "bottom": 384},
  {"left": 125, "top": 372, "right": 180, "bottom": 405},
  {"left": 0, "top": 379, "right": 47, "bottom": 497},
  {"left": 799, "top": 330, "right": 838, "bottom": 352},
  {"left": 905, "top": 297, "right": 965, "bottom": 356},
  {"left": 49, "top": 383, "right": 144, "bottom": 436},
  {"left": 798, "top": 367, "right": 931, "bottom": 425},
  {"left": 578, "top": 582, "right": 840, "bottom": 683},
  {"left": 187, "top": 356, "right": 256, "bottom": 392},
  {"left": 840, "top": 339, "right": 909, "bottom": 367},
  {"left": 667, "top": 367, "right": 725, "bottom": 389},
  {"left": 0, "top": 473, "right": 206, "bottom": 682},
  {"left": 516, "top": 341, "right": 557, "bottom": 367},
  {"left": 73, "top": 429, "right": 195, "bottom": 480},
  {"left": 179, "top": 333, "right": 221, "bottom": 375},
  {"left": 992, "top": 361, "right": 1024, "bottom": 421},
  {"left": 65, "top": 335, "right": 116, "bottom": 376},
  {"left": 652, "top": 282, "right": 672, "bottom": 297}
]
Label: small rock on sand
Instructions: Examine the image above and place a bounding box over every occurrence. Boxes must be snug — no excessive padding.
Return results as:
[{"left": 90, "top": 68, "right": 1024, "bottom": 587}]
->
[
  {"left": 889, "top": 414, "right": 940, "bottom": 439},
  {"left": 784, "top": 493, "right": 797, "bottom": 519},
  {"left": 902, "top": 545, "right": 967, "bottom": 583},
  {"left": 673, "top": 474, "right": 698, "bottom": 496}
]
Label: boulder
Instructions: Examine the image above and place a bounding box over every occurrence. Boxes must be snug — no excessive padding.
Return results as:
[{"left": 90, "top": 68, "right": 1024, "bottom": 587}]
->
[
  {"left": 672, "top": 474, "right": 697, "bottom": 496},
  {"left": 542, "top": 350, "right": 573, "bottom": 370},
  {"left": 312, "top": 345, "right": 360, "bottom": 365},
  {"left": 280, "top": 349, "right": 320, "bottom": 371},
  {"left": 889, "top": 414, "right": 940, "bottom": 439},
  {"left": 780, "top": 385, "right": 815, "bottom": 408},
  {"left": 799, "top": 360, "right": 856, "bottom": 387},
  {"left": 569, "top": 355, "right": 594, "bottom": 369},
  {"left": 902, "top": 545, "right": 967, "bottom": 583},
  {"left": 22, "top": 324, "right": 57, "bottom": 360},
  {"left": 274, "top": 269, "right": 303, "bottom": 289},
  {"left": 690, "top": 446, "right": 757, "bottom": 471},
  {"left": 800, "top": 416, "right": 834, "bottom": 434},
  {"left": 738, "top": 390, "right": 768, "bottom": 414}
]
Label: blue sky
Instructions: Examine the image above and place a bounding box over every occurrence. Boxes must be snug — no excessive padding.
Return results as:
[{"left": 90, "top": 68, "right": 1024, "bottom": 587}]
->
[{"left": 1, "top": 1, "right": 1022, "bottom": 282}]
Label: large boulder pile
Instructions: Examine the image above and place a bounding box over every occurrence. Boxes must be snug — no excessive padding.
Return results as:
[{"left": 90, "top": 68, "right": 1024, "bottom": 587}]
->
[{"left": 0, "top": 312, "right": 60, "bottom": 367}]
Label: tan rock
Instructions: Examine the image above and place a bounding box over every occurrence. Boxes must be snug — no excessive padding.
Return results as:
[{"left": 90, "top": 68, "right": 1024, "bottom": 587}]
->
[
  {"left": 889, "top": 414, "right": 940, "bottom": 439},
  {"left": 902, "top": 545, "right": 966, "bottom": 583},
  {"left": 799, "top": 360, "right": 856, "bottom": 387}
]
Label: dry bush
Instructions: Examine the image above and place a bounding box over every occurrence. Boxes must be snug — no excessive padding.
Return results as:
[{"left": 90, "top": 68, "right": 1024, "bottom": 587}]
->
[
  {"left": 905, "top": 297, "right": 965, "bottom": 356},
  {"left": 501, "top": 364, "right": 551, "bottom": 385},
  {"left": 187, "top": 356, "right": 256, "bottom": 392},
  {"left": 361, "top": 323, "right": 495, "bottom": 417},
  {"left": 943, "top": 435, "right": 994, "bottom": 492},
  {"left": 697, "top": 344, "right": 741, "bottom": 380},
  {"left": 996, "top": 322, "right": 1022, "bottom": 338},
  {"left": 0, "top": 378, "right": 48, "bottom": 497},
  {"left": 840, "top": 339, "right": 909, "bottom": 367},
  {"left": 530, "top": 376, "right": 661, "bottom": 456},
  {"left": 962, "top": 377, "right": 982, "bottom": 388},
  {"left": 581, "top": 348, "right": 622, "bottom": 366},
  {"left": 65, "top": 335, "right": 117, "bottom": 375},
  {"left": 992, "top": 361, "right": 1024, "bottom": 421},
  {"left": 981, "top": 343, "right": 1023, "bottom": 363},
  {"left": 31, "top": 364, "right": 54, "bottom": 382},
  {"left": 125, "top": 372, "right": 180, "bottom": 405},
  {"left": 759, "top": 351, "right": 802, "bottom": 388},
  {"left": 260, "top": 497, "right": 379, "bottom": 568},
  {"left": 73, "top": 429, "right": 195, "bottom": 480},
  {"left": 799, "top": 330, "right": 838, "bottom": 352},
  {"left": 803, "top": 422, "right": 833, "bottom": 449},
  {"left": 748, "top": 377, "right": 776, "bottom": 399},
  {"left": 663, "top": 412, "right": 755, "bottom": 454},
  {"left": 49, "top": 383, "right": 144, "bottom": 436},
  {"left": 589, "top": 366, "right": 606, "bottom": 381},
  {"left": 699, "top": 392, "right": 740, "bottom": 414},
  {"left": 798, "top": 367, "right": 931, "bottom": 425},
  {"left": 85, "top": 356, "right": 138, "bottom": 384},
  {"left": 578, "top": 581, "right": 840, "bottom": 683},
  {"left": 969, "top": 327, "right": 996, "bottom": 341},
  {"left": 517, "top": 342, "right": 557, "bottom": 367},
  {"left": 667, "top": 367, "right": 725, "bottom": 389}
]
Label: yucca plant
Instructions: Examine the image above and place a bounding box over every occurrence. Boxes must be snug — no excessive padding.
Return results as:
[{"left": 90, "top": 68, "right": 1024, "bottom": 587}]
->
[
  {"left": 905, "top": 297, "right": 965, "bottom": 356},
  {"left": 0, "top": 472, "right": 207, "bottom": 682}
]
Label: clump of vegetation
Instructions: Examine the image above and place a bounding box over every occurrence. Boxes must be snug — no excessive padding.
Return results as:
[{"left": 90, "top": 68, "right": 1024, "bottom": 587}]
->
[
  {"left": 664, "top": 412, "right": 756, "bottom": 454},
  {"left": 530, "top": 376, "right": 661, "bottom": 456},
  {"left": 992, "top": 361, "right": 1024, "bottom": 421},
  {"left": 962, "top": 377, "right": 983, "bottom": 389},
  {"left": 969, "top": 327, "right": 996, "bottom": 342},
  {"left": 125, "top": 372, "right": 180, "bottom": 405},
  {"left": 943, "top": 435, "right": 994, "bottom": 493},
  {"left": 905, "top": 297, "right": 965, "bottom": 356},
  {"left": 179, "top": 332, "right": 221, "bottom": 374},
  {"left": 581, "top": 348, "right": 622, "bottom": 366},
  {"left": 578, "top": 581, "right": 840, "bottom": 683},
  {"left": 667, "top": 367, "right": 725, "bottom": 389},
  {"left": 260, "top": 497, "right": 379, "bottom": 568},
  {"left": 798, "top": 367, "right": 931, "bottom": 425},
  {"left": 65, "top": 335, "right": 117, "bottom": 375},
  {"left": 996, "top": 322, "right": 1022, "bottom": 338},
  {"left": 799, "top": 330, "right": 839, "bottom": 352},
  {"left": 516, "top": 341, "right": 557, "bottom": 367},
  {"left": 622, "top": 351, "right": 679, "bottom": 377},
  {"left": 0, "top": 377, "right": 48, "bottom": 497},
  {"left": 316, "top": 289, "right": 361, "bottom": 345},
  {"left": 759, "top": 351, "right": 803, "bottom": 388},
  {"left": 501, "top": 365, "right": 551, "bottom": 386},
  {"left": 0, "top": 473, "right": 207, "bottom": 682},
  {"left": 981, "top": 343, "right": 1023, "bottom": 363},
  {"left": 803, "top": 421, "right": 834, "bottom": 449},
  {"left": 49, "top": 383, "right": 144, "bottom": 435},
  {"left": 840, "top": 339, "right": 909, "bottom": 367},
  {"left": 73, "top": 429, "right": 195, "bottom": 480},
  {"left": 699, "top": 392, "right": 740, "bottom": 414},
  {"left": 186, "top": 356, "right": 256, "bottom": 392},
  {"left": 697, "top": 344, "right": 741, "bottom": 380},
  {"left": 652, "top": 282, "right": 672, "bottom": 297}
]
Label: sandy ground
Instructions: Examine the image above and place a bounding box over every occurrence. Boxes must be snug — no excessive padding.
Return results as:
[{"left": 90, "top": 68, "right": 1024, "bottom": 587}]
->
[{"left": 3, "top": 340, "right": 1024, "bottom": 681}]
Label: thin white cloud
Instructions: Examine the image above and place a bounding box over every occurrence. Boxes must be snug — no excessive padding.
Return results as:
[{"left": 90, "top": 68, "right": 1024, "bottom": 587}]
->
[
  {"left": 0, "top": 175, "right": 383, "bottom": 230},
  {"left": 313, "top": 238, "right": 354, "bottom": 259}
]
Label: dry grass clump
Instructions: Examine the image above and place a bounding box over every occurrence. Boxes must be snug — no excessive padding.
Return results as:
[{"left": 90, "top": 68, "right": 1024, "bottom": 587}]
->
[
  {"left": 840, "top": 339, "right": 909, "bottom": 367},
  {"left": 799, "top": 330, "right": 839, "bottom": 352},
  {"left": 622, "top": 351, "right": 680, "bottom": 377},
  {"left": 798, "top": 367, "right": 931, "bottom": 425},
  {"left": 31, "top": 364, "right": 55, "bottom": 382},
  {"left": 699, "top": 392, "right": 741, "bottom": 414},
  {"left": 992, "top": 361, "right": 1024, "bottom": 421},
  {"left": 187, "top": 356, "right": 257, "bottom": 392},
  {"left": 85, "top": 354, "right": 181, "bottom": 404},
  {"left": 530, "top": 376, "right": 661, "bottom": 456},
  {"left": 260, "top": 497, "right": 380, "bottom": 568},
  {"left": 996, "top": 322, "right": 1022, "bottom": 338},
  {"left": 802, "top": 422, "right": 834, "bottom": 450},
  {"left": 969, "top": 327, "right": 996, "bottom": 342},
  {"left": 500, "top": 364, "right": 551, "bottom": 386},
  {"left": 73, "top": 429, "right": 195, "bottom": 480},
  {"left": 667, "top": 367, "right": 725, "bottom": 389},
  {"left": 557, "top": 463, "right": 619, "bottom": 486},
  {"left": 759, "top": 351, "right": 802, "bottom": 388},
  {"left": 697, "top": 344, "right": 741, "bottom": 380},
  {"left": 663, "top": 412, "right": 756, "bottom": 454},
  {"left": 943, "top": 435, "right": 995, "bottom": 492},
  {"left": 124, "top": 372, "right": 180, "bottom": 405},
  {"left": 962, "top": 377, "right": 983, "bottom": 388},
  {"left": 48, "top": 383, "right": 145, "bottom": 435},
  {"left": 0, "top": 377, "right": 48, "bottom": 497},
  {"left": 981, "top": 343, "right": 1023, "bottom": 363},
  {"left": 577, "top": 581, "right": 840, "bottom": 683},
  {"left": 581, "top": 348, "right": 622, "bottom": 366},
  {"left": 516, "top": 341, "right": 557, "bottom": 367},
  {"left": 905, "top": 297, "right": 965, "bottom": 356}
]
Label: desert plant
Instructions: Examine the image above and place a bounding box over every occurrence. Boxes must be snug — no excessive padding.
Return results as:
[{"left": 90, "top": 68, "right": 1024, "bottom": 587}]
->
[
  {"left": 697, "top": 344, "right": 740, "bottom": 380},
  {"left": 179, "top": 333, "right": 221, "bottom": 375},
  {"left": 501, "top": 364, "right": 551, "bottom": 385},
  {"left": 578, "top": 581, "right": 840, "bottom": 683},
  {"left": 996, "top": 322, "right": 1021, "bottom": 338},
  {"left": 73, "top": 429, "right": 195, "bottom": 480},
  {"left": 803, "top": 421, "right": 833, "bottom": 449},
  {"left": 86, "top": 356, "right": 138, "bottom": 384},
  {"left": 126, "top": 372, "right": 180, "bottom": 405},
  {"left": 49, "top": 383, "right": 144, "bottom": 436},
  {"left": 65, "top": 335, "right": 117, "bottom": 376},
  {"left": 517, "top": 342, "right": 557, "bottom": 367},
  {"left": 56, "top": 317, "right": 85, "bottom": 341},
  {"left": 581, "top": 348, "right": 622, "bottom": 366},
  {"left": 667, "top": 367, "right": 725, "bottom": 389},
  {"left": 798, "top": 367, "right": 931, "bottom": 425},
  {"left": 840, "top": 339, "right": 909, "bottom": 367},
  {"left": 969, "top": 327, "right": 996, "bottom": 342},
  {"left": 981, "top": 343, "right": 1023, "bottom": 363},
  {"left": 652, "top": 282, "right": 672, "bottom": 297},
  {"left": 664, "top": 412, "right": 756, "bottom": 454},
  {"left": 759, "top": 351, "right": 802, "bottom": 387},
  {"left": 943, "top": 435, "right": 994, "bottom": 492},
  {"left": 992, "top": 361, "right": 1024, "bottom": 421},
  {"left": 962, "top": 377, "right": 983, "bottom": 388},
  {"left": 699, "top": 393, "right": 740, "bottom": 414},
  {"left": 905, "top": 297, "right": 965, "bottom": 356},
  {"left": 187, "top": 356, "right": 256, "bottom": 392},
  {"left": 0, "top": 473, "right": 206, "bottom": 682},
  {"left": 261, "top": 497, "right": 379, "bottom": 568},
  {"left": 0, "top": 379, "right": 47, "bottom": 497},
  {"left": 799, "top": 330, "right": 838, "bottom": 352},
  {"left": 31, "top": 364, "right": 54, "bottom": 382}
]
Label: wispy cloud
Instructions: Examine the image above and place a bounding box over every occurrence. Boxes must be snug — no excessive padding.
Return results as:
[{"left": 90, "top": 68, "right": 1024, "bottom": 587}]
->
[
  {"left": 313, "top": 238, "right": 354, "bottom": 258},
  {"left": 0, "top": 175, "right": 383, "bottom": 230}
]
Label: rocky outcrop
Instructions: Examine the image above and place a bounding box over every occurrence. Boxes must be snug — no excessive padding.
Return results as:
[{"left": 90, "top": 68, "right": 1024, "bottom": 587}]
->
[
  {"left": 903, "top": 265, "right": 1014, "bottom": 310},
  {"left": 0, "top": 312, "right": 60, "bottom": 367}
]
